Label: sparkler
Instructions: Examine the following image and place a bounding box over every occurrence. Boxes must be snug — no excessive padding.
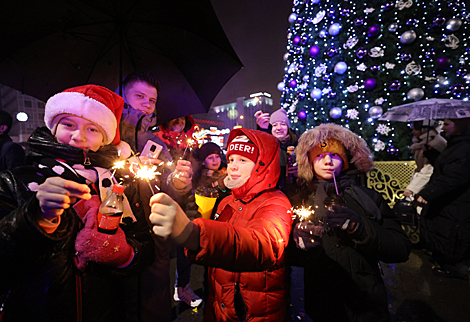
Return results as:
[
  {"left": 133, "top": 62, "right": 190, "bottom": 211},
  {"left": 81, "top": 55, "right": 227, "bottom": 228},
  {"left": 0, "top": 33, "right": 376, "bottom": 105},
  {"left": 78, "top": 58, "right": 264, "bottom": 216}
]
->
[
  {"left": 332, "top": 171, "right": 339, "bottom": 195},
  {"left": 180, "top": 138, "right": 196, "bottom": 160},
  {"left": 129, "top": 151, "right": 161, "bottom": 195}
]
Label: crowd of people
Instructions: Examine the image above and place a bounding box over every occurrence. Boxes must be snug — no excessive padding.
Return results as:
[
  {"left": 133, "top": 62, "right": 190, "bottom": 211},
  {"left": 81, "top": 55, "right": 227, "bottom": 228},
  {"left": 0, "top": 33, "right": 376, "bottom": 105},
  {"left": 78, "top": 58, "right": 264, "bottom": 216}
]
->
[{"left": 0, "top": 69, "right": 468, "bottom": 322}]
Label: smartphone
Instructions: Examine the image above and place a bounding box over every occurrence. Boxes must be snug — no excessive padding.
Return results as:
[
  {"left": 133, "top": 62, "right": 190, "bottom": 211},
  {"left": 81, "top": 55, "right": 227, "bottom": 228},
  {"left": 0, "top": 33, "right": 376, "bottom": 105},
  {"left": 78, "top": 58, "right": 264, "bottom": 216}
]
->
[{"left": 141, "top": 140, "right": 163, "bottom": 159}]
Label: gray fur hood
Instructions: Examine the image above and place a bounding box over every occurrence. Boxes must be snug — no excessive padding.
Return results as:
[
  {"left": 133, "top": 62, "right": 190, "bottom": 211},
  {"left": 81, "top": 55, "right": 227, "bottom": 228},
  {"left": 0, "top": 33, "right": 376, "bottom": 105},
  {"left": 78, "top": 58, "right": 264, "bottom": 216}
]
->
[{"left": 296, "top": 123, "right": 374, "bottom": 181}]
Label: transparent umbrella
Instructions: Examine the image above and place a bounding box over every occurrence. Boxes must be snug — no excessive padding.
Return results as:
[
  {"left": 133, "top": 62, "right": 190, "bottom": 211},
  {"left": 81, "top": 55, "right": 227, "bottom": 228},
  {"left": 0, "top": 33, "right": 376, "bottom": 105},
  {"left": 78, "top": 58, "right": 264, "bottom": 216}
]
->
[{"left": 379, "top": 98, "right": 470, "bottom": 122}]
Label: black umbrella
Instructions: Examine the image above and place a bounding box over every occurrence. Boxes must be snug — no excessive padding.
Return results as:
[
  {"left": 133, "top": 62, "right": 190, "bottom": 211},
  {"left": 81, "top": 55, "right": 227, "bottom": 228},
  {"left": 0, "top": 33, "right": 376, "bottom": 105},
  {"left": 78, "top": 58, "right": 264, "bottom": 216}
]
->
[{"left": 0, "top": 0, "right": 243, "bottom": 124}]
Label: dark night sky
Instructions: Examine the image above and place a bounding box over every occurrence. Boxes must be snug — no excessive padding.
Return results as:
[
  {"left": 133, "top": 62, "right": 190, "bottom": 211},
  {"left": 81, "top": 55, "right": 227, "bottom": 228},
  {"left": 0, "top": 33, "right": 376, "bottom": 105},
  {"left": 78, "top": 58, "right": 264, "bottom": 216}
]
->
[{"left": 209, "top": 0, "right": 293, "bottom": 107}]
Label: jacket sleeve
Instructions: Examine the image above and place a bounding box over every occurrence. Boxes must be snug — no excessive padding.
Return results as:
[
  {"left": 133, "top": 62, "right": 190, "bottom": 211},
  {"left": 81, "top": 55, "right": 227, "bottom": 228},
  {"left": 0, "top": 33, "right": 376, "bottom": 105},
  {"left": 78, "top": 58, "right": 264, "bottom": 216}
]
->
[
  {"left": 406, "top": 164, "right": 434, "bottom": 194},
  {"left": 355, "top": 188, "right": 411, "bottom": 263},
  {"left": 187, "top": 194, "right": 293, "bottom": 272},
  {"left": 419, "top": 147, "right": 470, "bottom": 202}
]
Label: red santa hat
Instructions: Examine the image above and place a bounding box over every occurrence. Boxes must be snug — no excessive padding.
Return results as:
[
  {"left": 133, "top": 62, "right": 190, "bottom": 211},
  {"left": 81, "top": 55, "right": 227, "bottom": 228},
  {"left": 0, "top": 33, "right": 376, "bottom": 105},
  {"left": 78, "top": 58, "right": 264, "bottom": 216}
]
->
[
  {"left": 226, "top": 135, "right": 259, "bottom": 163},
  {"left": 45, "top": 85, "right": 131, "bottom": 158}
]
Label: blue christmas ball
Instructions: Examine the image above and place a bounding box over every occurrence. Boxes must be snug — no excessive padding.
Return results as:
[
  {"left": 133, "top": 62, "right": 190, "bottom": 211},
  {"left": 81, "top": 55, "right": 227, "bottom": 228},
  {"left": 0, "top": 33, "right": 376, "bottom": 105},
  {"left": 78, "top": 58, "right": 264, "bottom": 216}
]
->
[
  {"left": 329, "top": 23, "right": 342, "bottom": 36},
  {"left": 309, "top": 46, "right": 320, "bottom": 57},
  {"left": 334, "top": 62, "right": 348, "bottom": 74},
  {"left": 310, "top": 88, "right": 322, "bottom": 99}
]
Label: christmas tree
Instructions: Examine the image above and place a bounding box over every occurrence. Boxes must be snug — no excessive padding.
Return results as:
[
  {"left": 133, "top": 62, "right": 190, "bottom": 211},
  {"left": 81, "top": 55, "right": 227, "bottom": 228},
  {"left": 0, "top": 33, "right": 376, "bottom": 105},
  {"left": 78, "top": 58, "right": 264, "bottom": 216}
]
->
[{"left": 279, "top": 0, "right": 468, "bottom": 161}]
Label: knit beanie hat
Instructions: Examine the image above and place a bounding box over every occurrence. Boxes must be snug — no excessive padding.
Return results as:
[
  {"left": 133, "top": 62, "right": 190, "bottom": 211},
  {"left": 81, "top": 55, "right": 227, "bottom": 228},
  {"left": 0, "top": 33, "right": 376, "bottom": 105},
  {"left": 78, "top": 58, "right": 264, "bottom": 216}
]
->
[
  {"left": 45, "top": 85, "right": 131, "bottom": 157},
  {"left": 270, "top": 108, "right": 290, "bottom": 127},
  {"left": 309, "top": 138, "right": 349, "bottom": 171},
  {"left": 196, "top": 142, "right": 223, "bottom": 162},
  {"left": 226, "top": 135, "right": 259, "bottom": 163}
]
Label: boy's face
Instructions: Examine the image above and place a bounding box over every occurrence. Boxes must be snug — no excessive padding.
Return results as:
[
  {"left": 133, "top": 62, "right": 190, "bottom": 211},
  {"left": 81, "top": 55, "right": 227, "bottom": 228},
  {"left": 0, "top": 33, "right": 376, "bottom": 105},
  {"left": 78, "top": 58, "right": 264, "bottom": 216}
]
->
[
  {"left": 271, "top": 121, "right": 288, "bottom": 139},
  {"left": 227, "top": 154, "right": 255, "bottom": 181},
  {"left": 203, "top": 153, "right": 221, "bottom": 171},
  {"left": 308, "top": 151, "right": 343, "bottom": 180},
  {"left": 125, "top": 81, "right": 158, "bottom": 115},
  {"left": 55, "top": 116, "right": 104, "bottom": 152}
]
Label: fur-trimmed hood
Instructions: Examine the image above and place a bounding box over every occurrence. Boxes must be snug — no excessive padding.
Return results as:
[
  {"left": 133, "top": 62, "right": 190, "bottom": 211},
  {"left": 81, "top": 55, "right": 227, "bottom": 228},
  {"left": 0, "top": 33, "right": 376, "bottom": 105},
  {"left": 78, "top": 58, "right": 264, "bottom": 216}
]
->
[{"left": 296, "top": 123, "right": 374, "bottom": 181}]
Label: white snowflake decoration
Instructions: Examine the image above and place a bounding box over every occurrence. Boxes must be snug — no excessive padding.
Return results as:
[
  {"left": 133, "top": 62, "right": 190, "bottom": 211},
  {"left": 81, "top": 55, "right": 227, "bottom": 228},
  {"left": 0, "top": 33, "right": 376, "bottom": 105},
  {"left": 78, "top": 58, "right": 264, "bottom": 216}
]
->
[
  {"left": 375, "top": 97, "right": 385, "bottom": 105},
  {"left": 396, "top": 0, "right": 413, "bottom": 10},
  {"left": 425, "top": 76, "right": 437, "bottom": 82},
  {"left": 313, "top": 10, "right": 326, "bottom": 24},
  {"left": 385, "top": 62, "right": 396, "bottom": 69},
  {"left": 343, "top": 36, "right": 358, "bottom": 49},
  {"left": 347, "top": 85, "right": 359, "bottom": 93},
  {"left": 369, "top": 47, "right": 384, "bottom": 57},
  {"left": 373, "top": 140, "right": 386, "bottom": 152},
  {"left": 288, "top": 100, "right": 298, "bottom": 113},
  {"left": 322, "top": 87, "right": 332, "bottom": 95},
  {"left": 376, "top": 124, "right": 392, "bottom": 136},
  {"left": 357, "top": 63, "right": 367, "bottom": 71},
  {"left": 315, "top": 63, "right": 327, "bottom": 77},
  {"left": 288, "top": 62, "right": 299, "bottom": 74},
  {"left": 444, "top": 34, "right": 459, "bottom": 49},
  {"left": 346, "top": 109, "right": 359, "bottom": 119},
  {"left": 299, "top": 82, "right": 309, "bottom": 90},
  {"left": 364, "top": 8, "right": 375, "bottom": 13},
  {"left": 405, "top": 61, "right": 421, "bottom": 75},
  {"left": 426, "top": 36, "right": 435, "bottom": 41}
]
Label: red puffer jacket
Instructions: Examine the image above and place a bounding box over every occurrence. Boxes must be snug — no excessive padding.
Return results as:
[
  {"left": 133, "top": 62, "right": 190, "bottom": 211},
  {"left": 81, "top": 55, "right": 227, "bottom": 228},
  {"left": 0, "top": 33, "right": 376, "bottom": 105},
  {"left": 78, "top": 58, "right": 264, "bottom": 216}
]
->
[{"left": 187, "top": 128, "right": 293, "bottom": 321}]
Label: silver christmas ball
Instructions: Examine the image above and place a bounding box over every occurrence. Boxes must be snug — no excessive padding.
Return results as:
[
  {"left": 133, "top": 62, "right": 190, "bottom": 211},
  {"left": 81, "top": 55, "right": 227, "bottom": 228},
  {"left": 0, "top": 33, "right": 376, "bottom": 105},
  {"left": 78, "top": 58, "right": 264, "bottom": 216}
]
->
[
  {"left": 369, "top": 106, "right": 383, "bottom": 119},
  {"left": 329, "top": 107, "right": 342, "bottom": 119},
  {"left": 400, "top": 30, "right": 417, "bottom": 44},
  {"left": 277, "top": 82, "right": 285, "bottom": 91},
  {"left": 446, "top": 18, "right": 462, "bottom": 32},
  {"left": 406, "top": 88, "right": 425, "bottom": 101},
  {"left": 288, "top": 13, "right": 297, "bottom": 24},
  {"left": 388, "top": 23, "right": 398, "bottom": 32}
]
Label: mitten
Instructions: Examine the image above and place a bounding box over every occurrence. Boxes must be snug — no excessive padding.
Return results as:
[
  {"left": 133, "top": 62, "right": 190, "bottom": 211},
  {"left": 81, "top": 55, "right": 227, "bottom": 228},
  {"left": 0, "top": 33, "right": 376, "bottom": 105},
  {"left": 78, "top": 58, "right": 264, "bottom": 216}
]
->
[
  {"left": 293, "top": 221, "right": 324, "bottom": 250},
  {"left": 325, "top": 206, "right": 367, "bottom": 241},
  {"left": 74, "top": 199, "right": 133, "bottom": 270},
  {"left": 185, "top": 194, "right": 202, "bottom": 220}
]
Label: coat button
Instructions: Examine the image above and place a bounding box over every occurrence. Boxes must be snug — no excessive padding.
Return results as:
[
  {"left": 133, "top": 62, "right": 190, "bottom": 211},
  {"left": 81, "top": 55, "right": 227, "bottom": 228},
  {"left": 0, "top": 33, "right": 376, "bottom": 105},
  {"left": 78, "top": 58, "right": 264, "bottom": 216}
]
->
[
  {"left": 239, "top": 207, "right": 242, "bottom": 211},
  {"left": 221, "top": 303, "right": 225, "bottom": 309}
]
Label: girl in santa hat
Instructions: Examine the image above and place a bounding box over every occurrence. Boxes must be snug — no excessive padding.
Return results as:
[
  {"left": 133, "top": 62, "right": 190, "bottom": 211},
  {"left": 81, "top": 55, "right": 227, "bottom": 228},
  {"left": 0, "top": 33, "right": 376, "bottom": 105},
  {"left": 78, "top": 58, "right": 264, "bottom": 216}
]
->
[{"left": 0, "top": 85, "right": 154, "bottom": 321}]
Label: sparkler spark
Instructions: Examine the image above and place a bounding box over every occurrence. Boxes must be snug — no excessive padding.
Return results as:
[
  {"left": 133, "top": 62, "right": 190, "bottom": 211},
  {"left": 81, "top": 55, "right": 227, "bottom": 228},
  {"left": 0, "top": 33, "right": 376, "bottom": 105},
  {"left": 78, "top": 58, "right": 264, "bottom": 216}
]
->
[
  {"left": 293, "top": 205, "right": 314, "bottom": 222},
  {"left": 134, "top": 164, "right": 160, "bottom": 181}
]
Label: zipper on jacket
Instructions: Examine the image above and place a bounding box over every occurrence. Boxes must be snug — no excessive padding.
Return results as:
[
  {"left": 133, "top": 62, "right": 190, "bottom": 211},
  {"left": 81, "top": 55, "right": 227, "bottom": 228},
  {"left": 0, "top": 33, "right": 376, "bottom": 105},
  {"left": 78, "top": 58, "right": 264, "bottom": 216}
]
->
[{"left": 83, "top": 151, "right": 91, "bottom": 166}]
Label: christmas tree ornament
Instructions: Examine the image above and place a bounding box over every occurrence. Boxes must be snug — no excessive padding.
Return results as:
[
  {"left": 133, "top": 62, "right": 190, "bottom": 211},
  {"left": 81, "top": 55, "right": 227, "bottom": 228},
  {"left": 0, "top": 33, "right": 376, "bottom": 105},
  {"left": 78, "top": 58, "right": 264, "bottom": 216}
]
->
[
  {"left": 367, "top": 24, "right": 381, "bottom": 37},
  {"left": 436, "top": 56, "right": 450, "bottom": 70},
  {"left": 388, "top": 23, "right": 398, "bottom": 32},
  {"left": 328, "top": 91, "right": 337, "bottom": 99},
  {"left": 389, "top": 80, "right": 402, "bottom": 91},
  {"left": 354, "top": 18, "right": 364, "bottom": 26},
  {"left": 364, "top": 78, "right": 377, "bottom": 91},
  {"left": 400, "top": 53, "right": 412, "bottom": 61},
  {"left": 301, "top": 35, "right": 309, "bottom": 45},
  {"left": 356, "top": 47, "right": 367, "bottom": 59},
  {"left": 334, "top": 62, "right": 348, "bottom": 74},
  {"left": 293, "top": 35, "right": 301, "bottom": 46},
  {"left": 406, "top": 88, "right": 425, "bottom": 100},
  {"left": 369, "top": 106, "right": 383, "bottom": 119},
  {"left": 327, "top": 47, "right": 338, "bottom": 57},
  {"left": 341, "top": 8, "right": 350, "bottom": 16},
  {"left": 432, "top": 16, "right": 446, "bottom": 27},
  {"left": 407, "top": 18, "right": 418, "bottom": 26},
  {"left": 329, "top": 107, "right": 342, "bottom": 119},
  {"left": 319, "top": 29, "right": 328, "bottom": 38},
  {"left": 277, "top": 82, "right": 285, "bottom": 91},
  {"left": 309, "top": 46, "right": 320, "bottom": 57},
  {"left": 298, "top": 110, "right": 307, "bottom": 120},
  {"left": 329, "top": 23, "right": 342, "bottom": 36},
  {"left": 400, "top": 30, "right": 417, "bottom": 44},
  {"left": 370, "top": 65, "right": 381, "bottom": 73},
  {"left": 384, "top": 2, "right": 395, "bottom": 11},
  {"left": 288, "top": 13, "right": 297, "bottom": 23},
  {"left": 327, "top": 9, "right": 336, "bottom": 17},
  {"left": 289, "top": 79, "right": 297, "bottom": 88},
  {"left": 310, "top": 88, "right": 322, "bottom": 99},
  {"left": 297, "top": 91, "right": 306, "bottom": 100}
]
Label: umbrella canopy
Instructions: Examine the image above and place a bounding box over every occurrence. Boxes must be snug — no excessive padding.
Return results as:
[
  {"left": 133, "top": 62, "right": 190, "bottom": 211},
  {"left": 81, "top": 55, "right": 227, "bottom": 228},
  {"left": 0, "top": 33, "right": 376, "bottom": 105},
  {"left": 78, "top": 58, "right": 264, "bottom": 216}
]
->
[
  {"left": 379, "top": 98, "right": 470, "bottom": 122},
  {"left": 0, "top": 0, "right": 243, "bottom": 124}
]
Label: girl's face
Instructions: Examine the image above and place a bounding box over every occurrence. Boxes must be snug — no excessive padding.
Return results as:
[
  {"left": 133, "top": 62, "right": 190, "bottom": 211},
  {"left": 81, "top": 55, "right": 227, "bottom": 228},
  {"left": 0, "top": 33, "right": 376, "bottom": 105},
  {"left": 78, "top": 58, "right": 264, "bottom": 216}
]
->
[
  {"left": 203, "top": 153, "right": 221, "bottom": 171},
  {"left": 227, "top": 154, "right": 255, "bottom": 181},
  {"left": 271, "top": 121, "right": 289, "bottom": 140},
  {"left": 442, "top": 119, "right": 457, "bottom": 137},
  {"left": 55, "top": 116, "right": 104, "bottom": 152},
  {"left": 308, "top": 150, "right": 343, "bottom": 180}
]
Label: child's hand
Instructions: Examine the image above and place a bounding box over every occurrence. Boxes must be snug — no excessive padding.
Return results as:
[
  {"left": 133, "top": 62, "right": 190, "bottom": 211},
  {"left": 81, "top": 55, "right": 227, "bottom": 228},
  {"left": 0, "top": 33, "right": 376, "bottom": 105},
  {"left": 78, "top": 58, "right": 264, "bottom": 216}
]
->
[
  {"left": 172, "top": 160, "right": 193, "bottom": 190},
  {"left": 149, "top": 193, "right": 189, "bottom": 241},
  {"left": 254, "top": 110, "right": 270, "bottom": 129},
  {"left": 36, "top": 177, "right": 91, "bottom": 220}
]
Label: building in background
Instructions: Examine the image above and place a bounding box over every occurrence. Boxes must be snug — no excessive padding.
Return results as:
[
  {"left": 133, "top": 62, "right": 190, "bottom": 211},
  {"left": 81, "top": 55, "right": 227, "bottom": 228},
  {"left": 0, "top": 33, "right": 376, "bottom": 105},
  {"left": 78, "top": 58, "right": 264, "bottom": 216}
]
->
[{"left": 0, "top": 84, "right": 45, "bottom": 143}]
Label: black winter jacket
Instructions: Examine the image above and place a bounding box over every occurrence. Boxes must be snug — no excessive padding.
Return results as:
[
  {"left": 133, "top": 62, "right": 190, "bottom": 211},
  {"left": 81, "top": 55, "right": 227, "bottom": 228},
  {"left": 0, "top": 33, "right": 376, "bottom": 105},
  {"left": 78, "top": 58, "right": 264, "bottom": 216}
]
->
[
  {"left": 288, "top": 176, "right": 411, "bottom": 322},
  {"left": 0, "top": 127, "right": 154, "bottom": 322},
  {"left": 419, "top": 134, "right": 470, "bottom": 265}
]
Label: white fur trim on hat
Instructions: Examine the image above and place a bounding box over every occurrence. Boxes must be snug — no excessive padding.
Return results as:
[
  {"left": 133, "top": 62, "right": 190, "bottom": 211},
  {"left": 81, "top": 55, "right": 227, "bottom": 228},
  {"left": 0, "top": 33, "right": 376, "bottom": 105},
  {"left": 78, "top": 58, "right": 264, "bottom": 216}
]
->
[{"left": 45, "top": 92, "right": 117, "bottom": 145}]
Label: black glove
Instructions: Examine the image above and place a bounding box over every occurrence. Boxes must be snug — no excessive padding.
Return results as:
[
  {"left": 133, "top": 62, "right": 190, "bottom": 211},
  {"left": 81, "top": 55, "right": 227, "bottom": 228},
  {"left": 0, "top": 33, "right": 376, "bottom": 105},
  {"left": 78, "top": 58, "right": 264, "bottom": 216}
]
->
[
  {"left": 185, "top": 194, "right": 202, "bottom": 220},
  {"left": 325, "top": 206, "right": 367, "bottom": 241},
  {"left": 293, "top": 221, "right": 324, "bottom": 250}
]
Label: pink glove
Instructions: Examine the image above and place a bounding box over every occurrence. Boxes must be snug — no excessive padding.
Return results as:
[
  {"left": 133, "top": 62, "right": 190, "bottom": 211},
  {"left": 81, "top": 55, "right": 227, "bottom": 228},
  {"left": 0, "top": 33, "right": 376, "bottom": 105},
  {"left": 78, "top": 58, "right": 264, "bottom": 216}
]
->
[{"left": 73, "top": 196, "right": 133, "bottom": 270}]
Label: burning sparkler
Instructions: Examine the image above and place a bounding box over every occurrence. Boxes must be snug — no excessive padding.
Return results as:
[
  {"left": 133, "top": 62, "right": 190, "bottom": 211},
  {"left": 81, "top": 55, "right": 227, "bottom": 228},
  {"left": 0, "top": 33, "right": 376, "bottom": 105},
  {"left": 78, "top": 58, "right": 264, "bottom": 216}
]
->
[{"left": 293, "top": 205, "right": 314, "bottom": 222}]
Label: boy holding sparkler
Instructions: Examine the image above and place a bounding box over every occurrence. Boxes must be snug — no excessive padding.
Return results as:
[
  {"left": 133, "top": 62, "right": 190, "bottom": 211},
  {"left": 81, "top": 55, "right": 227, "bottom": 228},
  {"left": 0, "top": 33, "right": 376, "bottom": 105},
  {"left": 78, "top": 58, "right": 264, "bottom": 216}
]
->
[
  {"left": 0, "top": 85, "right": 154, "bottom": 321},
  {"left": 149, "top": 128, "right": 293, "bottom": 321},
  {"left": 289, "top": 123, "right": 411, "bottom": 322}
]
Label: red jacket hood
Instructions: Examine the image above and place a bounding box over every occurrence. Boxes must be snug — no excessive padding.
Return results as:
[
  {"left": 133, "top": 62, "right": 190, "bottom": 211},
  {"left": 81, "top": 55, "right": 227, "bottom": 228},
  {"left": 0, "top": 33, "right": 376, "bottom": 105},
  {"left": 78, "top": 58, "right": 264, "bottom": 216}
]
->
[{"left": 227, "top": 128, "right": 280, "bottom": 201}]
